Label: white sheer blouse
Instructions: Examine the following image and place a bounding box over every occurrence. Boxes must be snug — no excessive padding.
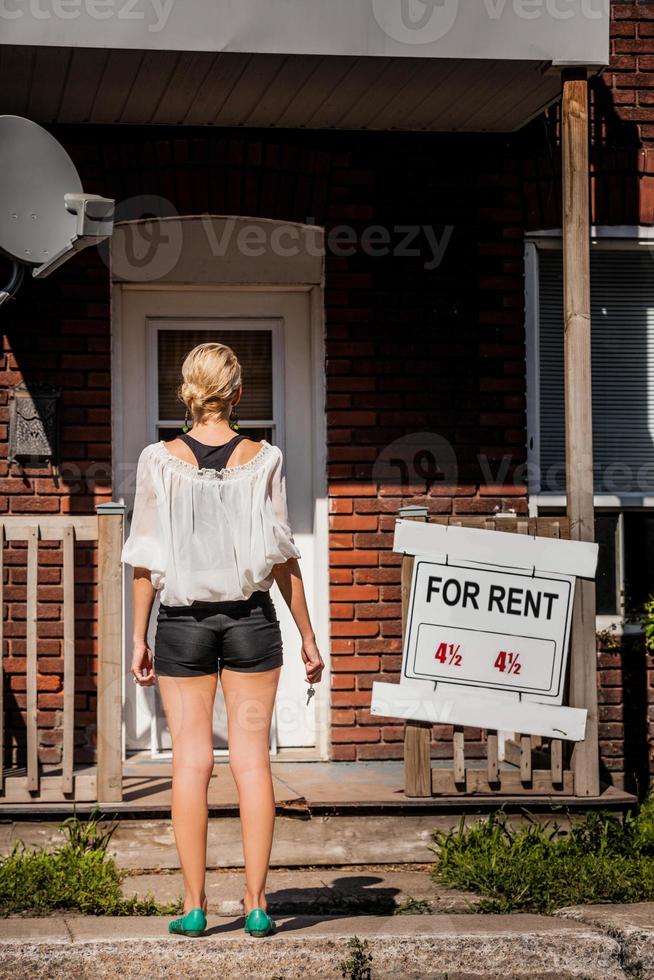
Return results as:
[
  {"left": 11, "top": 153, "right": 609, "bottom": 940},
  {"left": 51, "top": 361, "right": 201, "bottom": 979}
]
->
[{"left": 120, "top": 439, "right": 301, "bottom": 606}]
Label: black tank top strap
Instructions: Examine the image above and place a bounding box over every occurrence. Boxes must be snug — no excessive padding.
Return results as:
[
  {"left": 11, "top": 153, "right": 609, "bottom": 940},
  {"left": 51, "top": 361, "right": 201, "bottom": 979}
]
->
[{"left": 178, "top": 432, "right": 249, "bottom": 471}]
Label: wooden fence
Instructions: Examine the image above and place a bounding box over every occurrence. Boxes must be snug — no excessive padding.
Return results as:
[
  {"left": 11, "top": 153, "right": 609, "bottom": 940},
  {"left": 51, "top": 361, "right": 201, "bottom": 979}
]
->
[
  {"left": 0, "top": 509, "right": 124, "bottom": 804},
  {"left": 403, "top": 514, "right": 598, "bottom": 798}
]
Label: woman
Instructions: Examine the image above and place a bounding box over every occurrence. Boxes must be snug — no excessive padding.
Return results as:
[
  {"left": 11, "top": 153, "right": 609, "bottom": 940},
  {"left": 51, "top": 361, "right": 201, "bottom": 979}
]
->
[{"left": 121, "top": 342, "right": 324, "bottom": 939}]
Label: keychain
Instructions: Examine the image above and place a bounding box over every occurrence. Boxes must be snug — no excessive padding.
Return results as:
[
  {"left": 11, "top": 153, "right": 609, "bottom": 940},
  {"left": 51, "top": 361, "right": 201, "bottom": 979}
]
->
[{"left": 306, "top": 684, "right": 316, "bottom": 707}]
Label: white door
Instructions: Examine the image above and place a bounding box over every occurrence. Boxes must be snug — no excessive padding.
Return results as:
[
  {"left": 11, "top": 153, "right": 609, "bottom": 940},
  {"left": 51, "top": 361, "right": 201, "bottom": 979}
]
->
[{"left": 113, "top": 288, "right": 324, "bottom": 756}]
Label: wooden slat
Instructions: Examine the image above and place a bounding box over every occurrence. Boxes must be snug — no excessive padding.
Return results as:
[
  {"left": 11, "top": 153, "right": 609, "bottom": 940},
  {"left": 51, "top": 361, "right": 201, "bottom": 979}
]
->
[
  {"left": 402, "top": 513, "right": 431, "bottom": 798},
  {"left": 0, "top": 524, "right": 4, "bottom": 792},
  {"left": 551, "top": 739, "right": 563, "bottom": 784},
  {"left": 503, "top": 738, "right": 522, "bottom": 767},
  {"left": 562, "top": 72, "right": 600, "bottom": 798},
  {"left": 0, "top": 517, "right": 98, "bottom": 541},
  {"left": 431, "top": 768, "right": 460, "bottom": 795},
  {"left": 26, "top": 526, "right": 39, "bottom": 794},
  {"left": 404, "top": 721, "right": 432, "bottom": 797},
  {"left": 520, "top": 735, "right": 532, "bottom": 782},
  {"left": 0, "top": 770, "right": 97, "bottom": 805},
  {"left": 62, "top": 525, "right": 75, "bottom": 796},
  {"left": 487, "top": 732, "right": 499, "bottom": 783},
  {"left": 429, "top": 515, "right": 571, "bottom": 537},
  {"left": 453, "top": 727, "right": 465, "bottom": 785},
  {"left": 466, "top": 769, "right": 574, "bottom": 795},
  {"left": 97, "top": 512, "right": 124, "bottom": 803}
]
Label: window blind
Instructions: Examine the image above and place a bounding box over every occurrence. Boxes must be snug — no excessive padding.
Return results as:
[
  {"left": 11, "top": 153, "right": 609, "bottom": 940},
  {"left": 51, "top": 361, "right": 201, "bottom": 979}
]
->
[
  {"left": 157, "top": 327, "right": 273, "bottom": 421},
  {"left": 537, "top": 249, "right": 654, "bottom": 494}
]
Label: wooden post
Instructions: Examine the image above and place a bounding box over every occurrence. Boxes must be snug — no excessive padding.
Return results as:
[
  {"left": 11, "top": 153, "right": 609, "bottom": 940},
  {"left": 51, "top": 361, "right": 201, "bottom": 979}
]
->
[
  {"left": 62, "top": 524, "right": 75, "bottom": 795},
  {"left": 0, "top": 524, "right": 4, "bottom": 792},
  {"left": 561, "top": 70, "right": 600, "bottom": 797},
  {"left": 96, "top": 506, "right": 124, "bottom": 803},
  {"left": 402, "top": 508, "right": 431, "bottom": 798},
  {"left": 26, "top": 526, "right": 39, "bottom": 793}
]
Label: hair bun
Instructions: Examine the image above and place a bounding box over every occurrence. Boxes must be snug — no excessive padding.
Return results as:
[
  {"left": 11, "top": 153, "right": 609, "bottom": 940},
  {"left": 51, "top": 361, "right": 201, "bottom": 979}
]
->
[{"left": 177, "top": 343, "right": 242, "bottom": 424}]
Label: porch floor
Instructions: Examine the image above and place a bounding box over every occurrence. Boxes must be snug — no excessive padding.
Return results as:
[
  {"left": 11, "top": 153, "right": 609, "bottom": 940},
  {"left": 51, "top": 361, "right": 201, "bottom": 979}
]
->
[{"left": 0, "top": 759, "right": 637, "bottom": 815}]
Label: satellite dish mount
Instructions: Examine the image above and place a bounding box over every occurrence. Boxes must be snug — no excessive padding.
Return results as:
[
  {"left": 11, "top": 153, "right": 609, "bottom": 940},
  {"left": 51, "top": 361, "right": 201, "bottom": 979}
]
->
[{"left": 0, "top": 115, "right": 114, "bottom": 307}]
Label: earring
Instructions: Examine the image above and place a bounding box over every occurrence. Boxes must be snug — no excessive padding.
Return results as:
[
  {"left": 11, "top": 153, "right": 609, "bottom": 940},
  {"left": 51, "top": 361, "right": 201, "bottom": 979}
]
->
[
  {"left": 182, "top": 408, "right": 192, "bottom": 433},
  {"left": 229, "top": 406, "right": 239, "bottom": 431}
]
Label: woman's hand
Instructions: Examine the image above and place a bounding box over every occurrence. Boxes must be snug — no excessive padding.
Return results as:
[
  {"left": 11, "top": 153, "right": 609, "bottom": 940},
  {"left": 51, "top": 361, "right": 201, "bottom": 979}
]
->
[
  {"left": 301, "top": 635, "right": 324, "bottom": 686},
  {"left": 131, "top": 639, "right": 156, "bottom": 687}
]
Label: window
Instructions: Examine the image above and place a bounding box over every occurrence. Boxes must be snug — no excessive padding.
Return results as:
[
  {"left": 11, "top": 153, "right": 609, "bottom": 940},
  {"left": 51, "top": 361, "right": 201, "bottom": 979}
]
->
[
  {"left": 534, "top": 247, "right": 654, "bottom": 495},
  {"left": 527, "top": 237, "right": 654, "bottom": 623},
  {"left": 539, "top": 510, "right": 654, "bottom": 619},
  {"left": 151, "top": 321, "right": 278, "bottom": 444}
]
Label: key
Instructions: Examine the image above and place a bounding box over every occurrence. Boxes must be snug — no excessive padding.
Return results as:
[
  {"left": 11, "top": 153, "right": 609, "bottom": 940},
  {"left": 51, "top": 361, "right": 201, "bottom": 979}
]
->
[{"left": 305, "top": 685, "right": 316, "bottom": 707}]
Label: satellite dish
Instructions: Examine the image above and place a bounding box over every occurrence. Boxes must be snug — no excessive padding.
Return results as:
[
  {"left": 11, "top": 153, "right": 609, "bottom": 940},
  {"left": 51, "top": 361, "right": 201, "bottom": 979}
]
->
[{"left": 0, "top": 115, "right": 114, "bottom": 307}]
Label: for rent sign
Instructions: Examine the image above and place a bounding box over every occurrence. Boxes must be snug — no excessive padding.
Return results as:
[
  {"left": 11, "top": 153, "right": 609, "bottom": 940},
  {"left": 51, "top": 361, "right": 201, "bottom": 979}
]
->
[
  {"left": 404, "top": 560, "right": 574, "bottom": 704},
  {"left": 369, "top": 519, "right": 599, "bottom": 741}
]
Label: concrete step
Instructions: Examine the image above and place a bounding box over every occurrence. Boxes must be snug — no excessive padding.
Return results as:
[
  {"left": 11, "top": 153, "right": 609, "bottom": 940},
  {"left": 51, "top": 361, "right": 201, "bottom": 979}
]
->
[
  {"left": 555, "top": 903, "right": 654, "bottom": 979},
  {"left": 0, "top": 913, "right": 631, "bottom": 979},
  {"left": 122, "top": 866, "right": 479, "bottom": 915},
  {"left": 1, "top": 814, "right": 451, "bottom": 867}
]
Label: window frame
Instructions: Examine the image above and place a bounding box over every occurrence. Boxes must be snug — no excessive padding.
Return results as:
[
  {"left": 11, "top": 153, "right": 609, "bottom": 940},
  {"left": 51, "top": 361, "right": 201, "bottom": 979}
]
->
[
  {"left": 146, "top": 316, "right": 284, "bottom": 447},
  {"left": 525, "top": 227, "right": 654, "bottom": 632}
]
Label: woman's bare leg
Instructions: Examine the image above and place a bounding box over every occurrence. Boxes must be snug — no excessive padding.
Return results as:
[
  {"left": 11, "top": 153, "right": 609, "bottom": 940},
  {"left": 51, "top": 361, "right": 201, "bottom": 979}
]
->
[
  {"left": 220, "top": 665, "right": 281, "bottom": 915},
  {"left": 157, "top": 674, "right": 217, "bottom": 913}
]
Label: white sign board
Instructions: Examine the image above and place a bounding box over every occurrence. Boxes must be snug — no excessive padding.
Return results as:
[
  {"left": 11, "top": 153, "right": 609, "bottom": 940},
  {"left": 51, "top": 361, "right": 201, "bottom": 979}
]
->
[
  {"left": 403, "top": 558, "right": 574, "bottom": 705},
  {"left": 369, "top": 521, "right": 599, "bottom": 741}
]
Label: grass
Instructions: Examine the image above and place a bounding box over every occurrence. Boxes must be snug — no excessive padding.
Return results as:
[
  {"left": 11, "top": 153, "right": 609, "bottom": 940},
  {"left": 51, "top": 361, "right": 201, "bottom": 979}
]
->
[
  {"left": 430, "top": 789, "right": 654, "bottom": 914},
  {"left": 0, "top": 808, "right": 182, "bottom": 917}
]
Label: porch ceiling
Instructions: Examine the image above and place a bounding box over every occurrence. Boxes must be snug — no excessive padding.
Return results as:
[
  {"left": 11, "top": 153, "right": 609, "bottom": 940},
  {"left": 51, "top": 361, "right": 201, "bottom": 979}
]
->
[{"left": 3, "top": 46, "right": 568, "bottom": 133}]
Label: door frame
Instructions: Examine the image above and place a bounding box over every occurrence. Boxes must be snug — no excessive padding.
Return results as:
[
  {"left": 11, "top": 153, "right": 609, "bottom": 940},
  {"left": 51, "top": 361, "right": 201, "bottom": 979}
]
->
[{"left": 110, "top": 216, "right": 329, "bottom": 761}]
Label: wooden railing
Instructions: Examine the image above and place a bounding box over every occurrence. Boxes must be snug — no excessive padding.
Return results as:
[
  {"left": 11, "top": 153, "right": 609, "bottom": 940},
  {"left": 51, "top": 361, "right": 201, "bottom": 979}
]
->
[
  {"left": 0, "top": 507, "right": 124, "bottom": 804},
  {"left": 403, "top": 514, "right": 598, "bottom": 798}
]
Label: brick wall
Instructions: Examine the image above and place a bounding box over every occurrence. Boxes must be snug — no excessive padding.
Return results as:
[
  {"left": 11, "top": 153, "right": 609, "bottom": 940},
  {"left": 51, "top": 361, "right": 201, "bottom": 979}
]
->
[
  {"left": 1, "top": 0, "right": 653, "bottom": 789},
  {"left": 2, "top": 127, "right": 531, "bottom": 773},
  {"left": 1, "top": 248, "right": 110, "bottom": 767}
]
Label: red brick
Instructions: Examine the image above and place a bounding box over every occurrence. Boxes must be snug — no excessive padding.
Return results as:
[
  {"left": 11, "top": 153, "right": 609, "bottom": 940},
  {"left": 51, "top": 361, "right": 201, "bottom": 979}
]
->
[
  {"left": 331, "top": 674, "right": 355, "bottom": 690},
  {"left": 332, "top": 691, "right": 371, "bottom": 708},
  {"left": 331, "top": 655, "right": 380, "bottom": 672},
  {"left": 331, "top": 727, "right": 380, "bottom": 744},
  {"left": 331, "top": 603, "right": 354, "bottom": 620},
  {"left": 330, "top": 551, "right": 379, "bottom": 568},
  {"left": 330, "top": 639, "right": 355, "bottom": 654},
  {"left": 331, "top": 622, "right": 379, "bottom": 638},
  {"left": 330, "top": 585, "right": 379, "bottom": 601},
  {"left": 330, "top": 516, "right": 378, "bottom": 532}
]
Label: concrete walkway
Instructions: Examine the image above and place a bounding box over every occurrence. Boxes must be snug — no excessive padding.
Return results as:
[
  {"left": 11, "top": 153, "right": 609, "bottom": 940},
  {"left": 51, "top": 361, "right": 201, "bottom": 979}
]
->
[
  {"left": 122, "top": 866, "right": 479, "bottom": 915},
  {"left": 0, "top": 912, "right": 636, "bottom": 979}
]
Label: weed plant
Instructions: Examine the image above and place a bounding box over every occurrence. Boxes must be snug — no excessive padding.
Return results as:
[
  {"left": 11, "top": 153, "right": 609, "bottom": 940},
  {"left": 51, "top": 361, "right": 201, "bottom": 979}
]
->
[
  {"left": 0, "top": 808, "right": 181, "bottom": 917},
  {"left": 431, "top": 790, "right": 654, "bottom": 913}
]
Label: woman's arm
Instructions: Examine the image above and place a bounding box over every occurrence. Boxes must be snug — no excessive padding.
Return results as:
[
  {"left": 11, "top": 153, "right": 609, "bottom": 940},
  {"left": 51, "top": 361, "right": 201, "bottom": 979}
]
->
[
  {"left": 122, "top": 446, "right": 166, "bottom": 687},
  {"left": 272, "top": 557, "right": 324, "bottom": 686},
  {"left": 130, "top": 568, "right": 157, "bottom": 686}
]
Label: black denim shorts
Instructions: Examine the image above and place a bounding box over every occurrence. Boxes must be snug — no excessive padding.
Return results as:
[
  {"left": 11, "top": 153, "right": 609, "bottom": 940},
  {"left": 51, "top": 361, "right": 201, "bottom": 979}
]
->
[{"left": 154, "top": 589, "right": 284, "bottom": 677}]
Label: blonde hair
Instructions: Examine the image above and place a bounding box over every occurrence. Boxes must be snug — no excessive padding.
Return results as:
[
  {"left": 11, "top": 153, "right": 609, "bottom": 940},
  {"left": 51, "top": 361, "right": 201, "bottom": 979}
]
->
[{"left": 178, "top": 342, "right": 242, "bottom": 423}]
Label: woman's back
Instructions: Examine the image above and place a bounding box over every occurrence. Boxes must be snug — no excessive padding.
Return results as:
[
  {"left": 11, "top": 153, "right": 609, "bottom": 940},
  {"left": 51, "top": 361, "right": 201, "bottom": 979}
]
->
[
  {"left": 172, "top": 431, "right": 253, "bottom": 472},
  {"left": 121, "top": 435, "right": 301, "bottom": 606}
]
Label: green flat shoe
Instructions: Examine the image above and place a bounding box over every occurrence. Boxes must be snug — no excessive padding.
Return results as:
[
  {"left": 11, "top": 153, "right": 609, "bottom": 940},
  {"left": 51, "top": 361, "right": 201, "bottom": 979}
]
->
[
  {"left": 244, "top": 907, "right": 276, "bottom": 938},
  {"left": 168, "top": 907, "right": 207, "bottom": 937}
]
